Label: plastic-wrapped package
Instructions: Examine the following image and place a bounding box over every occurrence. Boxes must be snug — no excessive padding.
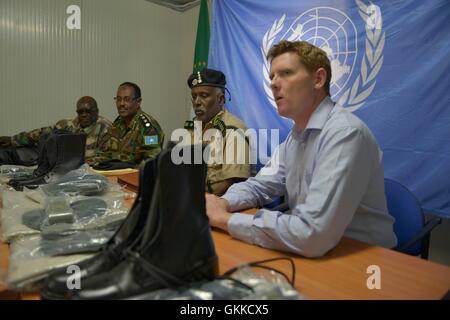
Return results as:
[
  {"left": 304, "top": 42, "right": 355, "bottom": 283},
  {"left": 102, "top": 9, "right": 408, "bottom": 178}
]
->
[
  {"left": 39, "top": 229, "right": 115, "bottom": 255},
  {"left": 1, "top": 187, "right": 130, "bottom": 242},
  {"left": 0, "top": 165, "right": 35, "bottom": 182},
  {"left": 44, "top": 195, "right": 75, "bottom": 225},
  {"left": 0, "top": 187, "right": 43, "bottom": 240},
  {"left": 129, "top": 262, "right": 303, "bottom": 300},
  {"left": 22, "top": 196, "right": 107, "bottom": 231},
  {"left": 7, "top": 234, "right": 94, "bottom": 290},
  {"left": 9, "top": 229, "right": 115, "bottom": 258},
  {"left": 40, "top": 164, "right": 111, "bottom": 196}
]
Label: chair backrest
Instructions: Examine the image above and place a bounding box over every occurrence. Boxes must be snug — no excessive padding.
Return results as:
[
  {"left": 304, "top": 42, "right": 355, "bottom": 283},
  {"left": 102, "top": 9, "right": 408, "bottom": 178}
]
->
[{"left": 384, "top": 178, "right": 424, "bottom": 256}]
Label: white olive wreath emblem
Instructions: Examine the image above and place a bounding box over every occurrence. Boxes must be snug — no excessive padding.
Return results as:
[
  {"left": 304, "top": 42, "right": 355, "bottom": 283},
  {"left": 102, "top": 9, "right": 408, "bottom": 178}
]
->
[{"left": 261, "top": 0, "right": 385, "bottom": 112}]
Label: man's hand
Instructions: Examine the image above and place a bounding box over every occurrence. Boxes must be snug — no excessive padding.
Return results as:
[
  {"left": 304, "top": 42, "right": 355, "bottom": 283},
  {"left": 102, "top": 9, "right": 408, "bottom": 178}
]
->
[
  {"left": 205, "top": 193, "right": 231, "bottom": 232},
  {"left": 0, "top": 136, "right": 12, "bottom": 147}
]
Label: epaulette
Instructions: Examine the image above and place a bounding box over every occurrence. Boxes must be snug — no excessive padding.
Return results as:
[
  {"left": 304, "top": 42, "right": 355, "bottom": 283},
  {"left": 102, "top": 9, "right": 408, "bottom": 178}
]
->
[
  {"left": 184, "top": 120, "right": 194, "bottom": 130},
  {"left": 139, "top": 113, "right": 153, "bottom": 129},
  {"left": 211, "top": 117, "right": 226, "bottom": 136}
]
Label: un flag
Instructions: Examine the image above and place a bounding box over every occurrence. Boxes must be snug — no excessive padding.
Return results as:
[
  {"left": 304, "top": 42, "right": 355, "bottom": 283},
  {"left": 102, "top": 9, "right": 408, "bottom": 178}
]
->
[{"left": 209, "top": 0, "right": 450, "bottom": 217}]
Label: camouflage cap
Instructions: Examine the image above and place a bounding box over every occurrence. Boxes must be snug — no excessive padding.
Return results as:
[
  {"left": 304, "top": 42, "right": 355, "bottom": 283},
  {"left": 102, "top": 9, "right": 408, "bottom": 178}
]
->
[{"left": 187, "top": 68, "right": 226, "bottom": 89}]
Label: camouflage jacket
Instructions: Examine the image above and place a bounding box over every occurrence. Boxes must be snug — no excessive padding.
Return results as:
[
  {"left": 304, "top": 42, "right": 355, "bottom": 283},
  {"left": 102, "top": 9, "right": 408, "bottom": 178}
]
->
[
  {"left": 11, "top": 116, "right": 112, "bottom": 165},
  {"left": 96, "top": 110, "right": 164, "bottom": 166}
]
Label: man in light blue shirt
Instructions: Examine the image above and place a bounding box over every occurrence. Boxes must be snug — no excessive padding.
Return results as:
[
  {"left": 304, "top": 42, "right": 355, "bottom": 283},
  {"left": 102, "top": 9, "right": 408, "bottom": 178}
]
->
[{"left": 205, "top": 40, "right": 397, "bottom": 257}]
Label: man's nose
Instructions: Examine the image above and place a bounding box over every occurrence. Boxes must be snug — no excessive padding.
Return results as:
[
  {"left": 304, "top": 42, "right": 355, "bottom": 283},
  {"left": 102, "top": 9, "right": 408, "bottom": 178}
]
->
[
  {"left": 192, "top": 96, "right": 202, "bottom": 105},
  {"left": 270, "top": 75, "right": 279, "bottom": 90}
]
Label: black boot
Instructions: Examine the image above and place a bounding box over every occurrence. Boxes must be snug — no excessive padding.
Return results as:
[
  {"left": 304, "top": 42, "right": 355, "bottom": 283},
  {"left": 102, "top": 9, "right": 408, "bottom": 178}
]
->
[
  {"left": 70, "top": 144, "right": 219, "bottom": 300},
  {"left": 8, "top": 131, "right": 86, "bottom": 191},
  {"left": 40, "top": 157, "right": 158, "bottom": 299}
]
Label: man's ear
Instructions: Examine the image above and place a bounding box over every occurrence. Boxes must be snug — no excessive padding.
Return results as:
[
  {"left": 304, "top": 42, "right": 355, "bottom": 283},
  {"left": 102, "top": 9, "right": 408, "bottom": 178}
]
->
[
  {"left": 314, "top": 67, "right": 327, "bottom": 90},
  {"left": 217, "top": 90, "right": 225, "bottom": 106}
]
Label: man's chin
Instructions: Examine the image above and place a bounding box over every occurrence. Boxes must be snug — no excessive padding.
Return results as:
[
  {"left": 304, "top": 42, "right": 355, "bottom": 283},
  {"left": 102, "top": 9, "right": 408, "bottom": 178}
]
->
[
  {"left": 79, "top": 120, "right": 92, "bottom": 128},
  {"left": 276, "top": 107, "right": 287, "bottom": 118},
  {"left": 195, "top": 115, "right": 206, "bottom": 122}
]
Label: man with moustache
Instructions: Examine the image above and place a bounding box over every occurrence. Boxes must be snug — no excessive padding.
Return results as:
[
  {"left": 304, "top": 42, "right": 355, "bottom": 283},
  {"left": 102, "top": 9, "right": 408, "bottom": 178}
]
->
[
  {"left": 182, "top": 69, "right": 252, "bottom": 196},
  {"left": 93, "top": 82, "right": 164, "bottom": 169}
]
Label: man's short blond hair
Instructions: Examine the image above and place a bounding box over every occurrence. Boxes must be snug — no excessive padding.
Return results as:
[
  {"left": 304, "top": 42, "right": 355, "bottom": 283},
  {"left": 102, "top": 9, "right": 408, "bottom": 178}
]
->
[{"left": 267, "top": 40, "right": 332, "bottom": 96}]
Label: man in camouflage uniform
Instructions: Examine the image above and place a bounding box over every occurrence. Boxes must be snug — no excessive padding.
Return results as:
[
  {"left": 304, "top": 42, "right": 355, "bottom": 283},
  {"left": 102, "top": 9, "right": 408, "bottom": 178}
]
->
[
  {"left": 0, "top": 96, "right": 111, "bottom": 165},
  {"left": 182, "top": 69, "right": 253, "bottom": 196},
  {"left": 93, "top": 82, "right": 164, "bottom": 169}
]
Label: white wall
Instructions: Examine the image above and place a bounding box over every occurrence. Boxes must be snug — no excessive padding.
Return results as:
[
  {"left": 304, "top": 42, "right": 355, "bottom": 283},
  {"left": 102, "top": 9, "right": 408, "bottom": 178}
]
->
[{"left": 0, "top": 0, "right": 199, "bottom": 138}]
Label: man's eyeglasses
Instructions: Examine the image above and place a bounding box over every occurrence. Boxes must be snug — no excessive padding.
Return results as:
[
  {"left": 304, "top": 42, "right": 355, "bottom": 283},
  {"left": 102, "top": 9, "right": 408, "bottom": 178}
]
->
[
  {"left": 76, "top": 109, "right": 95, "bottom": 115},
  {"left": 114, "top": 96, "right": 138, "bottom": 103}
]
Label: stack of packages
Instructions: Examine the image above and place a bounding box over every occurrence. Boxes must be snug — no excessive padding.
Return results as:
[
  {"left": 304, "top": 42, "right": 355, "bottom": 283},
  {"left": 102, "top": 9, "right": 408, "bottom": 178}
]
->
[
  {"left": 0, "top": 164, "right": 133, "bottom": 290},
  {"left": 0, "top": 130, "right": 134, "bottom": 291}
]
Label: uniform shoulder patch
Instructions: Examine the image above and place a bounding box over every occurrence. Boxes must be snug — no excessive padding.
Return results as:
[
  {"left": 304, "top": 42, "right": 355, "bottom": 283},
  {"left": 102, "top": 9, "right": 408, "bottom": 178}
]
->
[{"left": 144, "top": 135, "right": 159, "bottom": 145}]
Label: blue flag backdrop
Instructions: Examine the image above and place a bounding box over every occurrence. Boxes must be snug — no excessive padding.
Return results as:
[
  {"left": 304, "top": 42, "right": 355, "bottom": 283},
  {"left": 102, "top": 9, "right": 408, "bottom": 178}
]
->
[{"left": 208, "top": 0, "right": 450, "bottom": 218}]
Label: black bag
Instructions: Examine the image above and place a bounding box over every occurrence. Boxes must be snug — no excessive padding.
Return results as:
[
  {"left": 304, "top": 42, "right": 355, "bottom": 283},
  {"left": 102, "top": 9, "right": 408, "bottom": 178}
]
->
[
  {"left": 0, "top": 146, "right": 39, "bottom": 166},
  {"left": 93, "top": 159, "right": 136, "bottom": 170}
]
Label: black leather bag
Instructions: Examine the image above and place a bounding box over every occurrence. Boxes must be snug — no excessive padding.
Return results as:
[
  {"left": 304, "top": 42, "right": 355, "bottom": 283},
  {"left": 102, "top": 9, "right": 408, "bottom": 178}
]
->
[{"left": 0, "top": 146, "right": 39, "bottom": 166}]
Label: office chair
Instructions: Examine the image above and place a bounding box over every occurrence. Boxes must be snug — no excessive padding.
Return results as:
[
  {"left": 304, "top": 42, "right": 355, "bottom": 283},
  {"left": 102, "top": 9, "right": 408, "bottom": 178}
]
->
[{"left": 384, "top": 178, "right": 441, "bottom": 259}]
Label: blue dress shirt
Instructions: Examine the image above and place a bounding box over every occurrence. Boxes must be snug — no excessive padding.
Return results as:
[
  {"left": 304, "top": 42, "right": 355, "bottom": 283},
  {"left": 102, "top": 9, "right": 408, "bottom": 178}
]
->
[{"left": 222, "top": 96, "right": 397, "bottom": 257}]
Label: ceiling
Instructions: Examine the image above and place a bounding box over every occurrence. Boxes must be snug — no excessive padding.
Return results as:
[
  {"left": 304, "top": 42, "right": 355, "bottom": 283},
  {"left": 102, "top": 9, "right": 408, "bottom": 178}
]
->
[{"left": 145, "top": 0, "right": 200, "bottom": 12}]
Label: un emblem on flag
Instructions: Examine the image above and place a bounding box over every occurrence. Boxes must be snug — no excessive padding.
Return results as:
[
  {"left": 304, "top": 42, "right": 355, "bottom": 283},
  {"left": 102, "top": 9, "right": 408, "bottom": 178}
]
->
[{"left": 261, "top": 0, "right": 385, "bottom": 112}]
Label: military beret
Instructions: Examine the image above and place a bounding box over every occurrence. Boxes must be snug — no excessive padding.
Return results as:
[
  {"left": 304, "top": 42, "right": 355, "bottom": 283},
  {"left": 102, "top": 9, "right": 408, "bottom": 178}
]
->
[{"left": 187, "top": 68, "right": 226, "bottom": 89}]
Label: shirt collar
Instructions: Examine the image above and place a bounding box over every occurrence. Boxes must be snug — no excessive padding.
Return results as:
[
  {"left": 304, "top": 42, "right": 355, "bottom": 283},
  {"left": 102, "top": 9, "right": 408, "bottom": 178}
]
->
[
  {"left": 305, "top": 96, "right": 334, "bottom": 131},
  {"left": 197, "top": 109, "right": 225, "bottom": 131},
  {"left": 290, "top": 96, "right": 334, "bottom": 140}
]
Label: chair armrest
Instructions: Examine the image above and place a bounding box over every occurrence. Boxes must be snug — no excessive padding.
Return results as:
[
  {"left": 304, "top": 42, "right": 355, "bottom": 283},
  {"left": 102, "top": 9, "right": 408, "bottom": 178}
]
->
[{"left": 397, "top": 217, "right": 442, "bottom": 252}]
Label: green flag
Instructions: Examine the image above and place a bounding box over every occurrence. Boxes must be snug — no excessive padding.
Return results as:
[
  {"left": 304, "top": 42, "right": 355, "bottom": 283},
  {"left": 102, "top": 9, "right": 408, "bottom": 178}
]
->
[{"left": 193, "top": 0, "right": 210, "bottom": 72}]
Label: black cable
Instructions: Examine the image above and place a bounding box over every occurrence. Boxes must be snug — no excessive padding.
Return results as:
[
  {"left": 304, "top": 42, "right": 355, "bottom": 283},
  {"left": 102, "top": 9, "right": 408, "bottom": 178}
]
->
[{"left": 221, "top": 256, "right": 296, "bottom": 286}]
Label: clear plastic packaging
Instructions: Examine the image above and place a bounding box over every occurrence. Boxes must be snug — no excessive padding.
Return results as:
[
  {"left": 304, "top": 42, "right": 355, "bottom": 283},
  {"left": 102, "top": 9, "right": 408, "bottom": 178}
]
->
[
  {"left": 1, "top": 186, "right": 130, "bottom": 242},
  {"left": 0, "top": 164, "right": 35, "bottom": 182},
  {"left": 1, "top": 187, "right": 43, "bottom": 240},
  {"left": 129, "top": 266, "right": 303, "bottom": 300},
  {"left": 9, "top": 229, "right": 115, "bottom": 258},
  {"left": 40, "top": 164, "right": 111, "bottom": 196},
  {"left": 44, "top": 196, "right": 75, "bottom": 225},
  {"left": 7, "top": 234, "right": 94, "bottom": 290}
]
